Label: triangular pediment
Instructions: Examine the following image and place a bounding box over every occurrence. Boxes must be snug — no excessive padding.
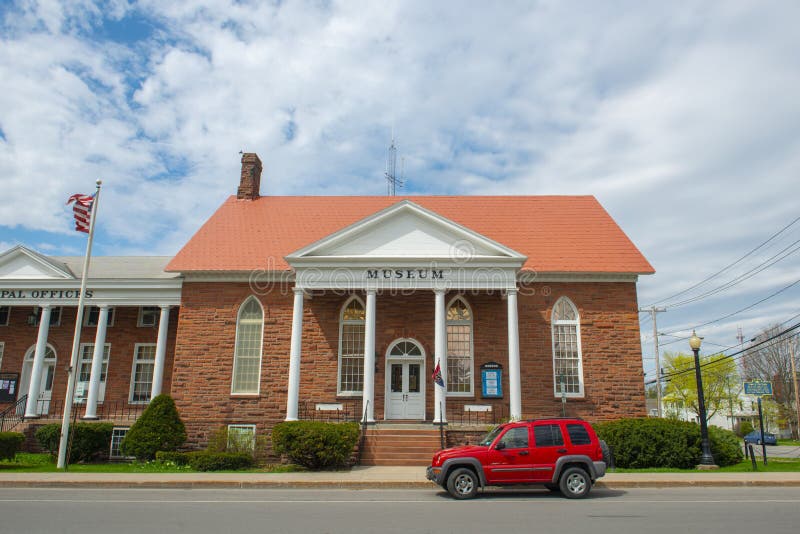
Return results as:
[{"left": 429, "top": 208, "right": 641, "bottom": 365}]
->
[
  {"left": 287, "top": 200, "right": 526, "bottom": 262},
  {"left": 0, "top": 245, "right": 74, "bottom": 280}
]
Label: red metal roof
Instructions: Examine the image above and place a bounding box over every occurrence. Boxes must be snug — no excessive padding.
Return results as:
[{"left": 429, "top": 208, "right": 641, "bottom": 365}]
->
[{"left": 166, "top": 195, "right": 654, "bottom": 274}]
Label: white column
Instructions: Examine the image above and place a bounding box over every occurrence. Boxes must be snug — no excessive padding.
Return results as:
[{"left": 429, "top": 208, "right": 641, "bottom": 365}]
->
[
  {"left": 507, "top": 288, "right": 522, "bottom": 420},
  {"left": 285, "top": 288, "right": 305, "bottom": 421},
  {"left": 150, "top": 305, "right": 171, "bottom": 398},
  {"left": 24, "top": 306, "right": 51, "bottom": 418},
  {"left": 362, "top": 290, "right": 377, "bottom": 423},
  {"left": 83, "top": 306, "right": 109, "bottom": 419},
  {"left": 433, "top": 289, "right": 447, "bottom": 423}
]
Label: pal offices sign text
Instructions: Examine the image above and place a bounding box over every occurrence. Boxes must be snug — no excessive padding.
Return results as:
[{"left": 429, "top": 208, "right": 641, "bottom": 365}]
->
[{"left": 0, "top": 289, "right": 93, "bottom": 299}]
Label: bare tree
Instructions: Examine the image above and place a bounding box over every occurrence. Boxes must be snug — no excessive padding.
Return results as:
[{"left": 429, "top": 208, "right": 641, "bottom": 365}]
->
[{"left": 742, "top": 325, "right": 800, "bottom": 439}]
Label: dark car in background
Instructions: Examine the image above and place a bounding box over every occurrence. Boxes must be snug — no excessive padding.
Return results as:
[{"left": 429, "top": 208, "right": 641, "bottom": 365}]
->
[{"left": 744, "top": 430, "right": 777, "bottom": 446}]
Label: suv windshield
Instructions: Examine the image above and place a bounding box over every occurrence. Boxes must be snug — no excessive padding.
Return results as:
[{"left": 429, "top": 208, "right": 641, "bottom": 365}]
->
[{"left": 477, "top": 425, "right": 505, "bottom": 446}]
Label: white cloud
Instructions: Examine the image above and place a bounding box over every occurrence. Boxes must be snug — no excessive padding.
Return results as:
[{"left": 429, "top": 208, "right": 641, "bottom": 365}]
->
[{"left": 1, "top": 0, "right": 799, "bottom": 358}]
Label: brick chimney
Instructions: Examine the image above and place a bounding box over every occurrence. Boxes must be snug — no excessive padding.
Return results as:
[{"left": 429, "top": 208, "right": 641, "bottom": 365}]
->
[{"left": 237, "top": 153, "right": 262, "bottom": 200}]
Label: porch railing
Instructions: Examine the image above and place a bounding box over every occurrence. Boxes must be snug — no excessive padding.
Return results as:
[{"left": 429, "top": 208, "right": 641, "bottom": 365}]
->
[
  {"left": 298, "top": 399, "right": 362, "bottom": 422},
  {"left": 12, "top": 399, "right": 146, "bottom": 423}
]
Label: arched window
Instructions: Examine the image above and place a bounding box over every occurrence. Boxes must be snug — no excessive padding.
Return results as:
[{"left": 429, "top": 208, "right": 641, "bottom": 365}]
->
[
  {"left": 231, "top": 297, "right": 264, "bottom": 394},
  {"left": 338, "top": 296, "right": 365, "bottom": 395},
  {"left": 446, "top": 296, "right": 473, "bottom": 395},
  {"left": 551, "top": 297, "right": 584, "bottom": 397}
]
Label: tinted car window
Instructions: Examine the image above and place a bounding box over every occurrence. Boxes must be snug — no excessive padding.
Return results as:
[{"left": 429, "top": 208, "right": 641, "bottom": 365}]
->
[
  {"left": 498, "top": 427, "right": 529, "bottom": 449},
  {"left": 566, "top": 424, "right": 592, "bottom": 445},
  {"left": 534, "top": 424, "right": 564, "bottom": 447}
]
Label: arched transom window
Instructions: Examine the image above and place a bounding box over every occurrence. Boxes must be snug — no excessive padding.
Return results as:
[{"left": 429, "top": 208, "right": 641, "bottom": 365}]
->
[
  {"left": 231, "top": 297, "right": 264, "bottom": 394},
  {"left": 446, "top": 296, "right": 473, "bottom": 395},
  {"left": 551, "top": 296, "right": 584, "bottom": 397},
  {"left": 338, "top": 297, "right": 365, "bottom": 395}
]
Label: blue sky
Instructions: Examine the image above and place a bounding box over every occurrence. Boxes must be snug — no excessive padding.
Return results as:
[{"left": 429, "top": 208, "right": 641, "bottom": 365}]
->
[{"left": 1, "top": 1, "right": 799, "bottom": 379}]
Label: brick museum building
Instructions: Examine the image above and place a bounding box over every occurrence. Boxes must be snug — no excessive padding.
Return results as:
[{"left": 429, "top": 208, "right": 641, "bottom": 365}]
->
[{"left": 0, "top": 153, "right": 653, "bottom": 462}]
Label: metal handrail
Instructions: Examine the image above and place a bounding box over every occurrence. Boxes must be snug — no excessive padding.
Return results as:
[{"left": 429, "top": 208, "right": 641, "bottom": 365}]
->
[
  {"left": 439, "top": 401, "right": 445, "bottom": 449},
  {"left": 0, "top": 395, "right": 28, "bottom": 432}
]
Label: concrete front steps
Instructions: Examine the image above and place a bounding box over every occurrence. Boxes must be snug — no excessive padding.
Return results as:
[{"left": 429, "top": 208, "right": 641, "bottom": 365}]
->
[{"left": 359, "top": 424, "right": 445, "bottom": 466}]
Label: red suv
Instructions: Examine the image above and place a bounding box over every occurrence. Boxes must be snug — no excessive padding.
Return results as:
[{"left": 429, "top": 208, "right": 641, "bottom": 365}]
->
[{"left": 427, "top": 418, "right": 607, "bottom": 499}]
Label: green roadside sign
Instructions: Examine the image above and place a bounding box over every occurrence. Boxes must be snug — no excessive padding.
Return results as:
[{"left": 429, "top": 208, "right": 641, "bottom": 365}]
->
[{"left": 743, "top": 381, "right": 773, "bottom": 396}]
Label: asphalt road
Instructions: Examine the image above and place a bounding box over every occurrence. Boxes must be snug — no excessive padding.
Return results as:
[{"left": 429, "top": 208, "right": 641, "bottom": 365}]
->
[{"left": 0, "top": 487, "right": 798, "bottom": 534}]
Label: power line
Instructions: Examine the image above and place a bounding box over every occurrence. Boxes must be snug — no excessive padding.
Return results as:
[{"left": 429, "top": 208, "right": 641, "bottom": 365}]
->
[
  {"left": 649, "top": 319, "right": 800, "bottom": 385},
  {"left": 645, "top": 215, "right": 800, "bottom": 307},
  {"left": 659, "top": 276, "right": 800, "bottom": 338},
  {"left": 663, "top": 238, "right": 800, "bottom": 309}
]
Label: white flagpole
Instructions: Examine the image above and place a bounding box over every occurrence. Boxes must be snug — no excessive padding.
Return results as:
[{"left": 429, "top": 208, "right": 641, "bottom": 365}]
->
[{"left": 57, "top": 179, "right": 102, "bottom": 469}]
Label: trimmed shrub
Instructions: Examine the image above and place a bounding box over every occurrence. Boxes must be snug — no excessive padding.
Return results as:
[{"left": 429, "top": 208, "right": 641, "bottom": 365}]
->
[
  {"left": 0, "top": 432, "right": 25, "bottom": 461},
  {"left": 121, "top": 394, "right": 186, "bottom": 460},
  {"left": 34, "top": 423, "right": 113, "bottom": 463},
  {"left": 708, "top": 425, "right": 744, "bottom": 466},
  {"left": 189, "top": 452, "right": 254, "bottom": 471},
  {"left": 154, "top": 450, "right": 254, "bottom": 471},
  {"left": 595, "top": 418, "right": 700, "bottom": 469},
  {"left": 595, "top": 418, "right": 742, "bottom": 468},
  {"left": 271, "top": 421, "right": 360, "bottom": 470}
]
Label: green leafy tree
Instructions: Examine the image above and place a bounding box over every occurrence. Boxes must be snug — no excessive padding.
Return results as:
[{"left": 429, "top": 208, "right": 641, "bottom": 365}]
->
[
  {"left": 662, "top": 351, "right": 740, "bottom": 423},
  {"left": 120, "top": 394, "right": 187, "bottom": 460}
]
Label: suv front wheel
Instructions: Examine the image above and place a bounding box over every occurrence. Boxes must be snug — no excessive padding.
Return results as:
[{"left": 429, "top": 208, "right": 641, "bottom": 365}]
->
[
  {"left": 446, "top": 467, "right": 479, "bottom": 499},
  {"left": 558, "top": 466, "right": 592, "bottom": 499}
]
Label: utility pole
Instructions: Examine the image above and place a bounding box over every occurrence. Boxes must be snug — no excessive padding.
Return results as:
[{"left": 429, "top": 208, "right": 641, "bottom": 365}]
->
[
  {"left": 640, "top": 306, "right": 666, "bottom": 417},
  {"left": 790, "top": 337, "right": 800, "bottom": 440}
]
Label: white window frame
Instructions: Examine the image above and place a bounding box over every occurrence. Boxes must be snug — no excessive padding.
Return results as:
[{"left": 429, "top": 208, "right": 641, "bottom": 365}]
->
[
  {"left": 551, "top": 296, "right": 585, "bottom": 398},
  {"left": 76, "top": 343, "right": 110, "bottom": 403},
  {"left": 227, "top": 424, "right": 256, "bottom": 452},
  {"left": 109, "top": 427, "right": 131, "bottom": 458},
  {"left": 0, "top": 342, "right": 4, "bottom": 371},
  {"left": 337, "top": 295, "right": 366, "bottom": 397},
  {"left": 129, "top": 343, "right": 156, "bottom": 404},
  {"left": 83, "top": 307, "right": 115, "bottom": 327},
  {"left": 231, "top": 296, "right": 264, "bottom": 395},
  {"left": 446, "top": 296, "right": 474, "bottom": 397},
  {"left": 0, "top": 306, "right": 9, "bottom": 326},
  {"left": 137, "top": 306, "right": 159, "bottom": 327},
  {"left": 34, "top": 306, "right": 61, "bottom": 327}
]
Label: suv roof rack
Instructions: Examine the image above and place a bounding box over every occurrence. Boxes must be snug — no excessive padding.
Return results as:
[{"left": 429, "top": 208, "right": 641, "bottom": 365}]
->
[{"left": 523, "top": 417, "right": 584, "bottom": 422}]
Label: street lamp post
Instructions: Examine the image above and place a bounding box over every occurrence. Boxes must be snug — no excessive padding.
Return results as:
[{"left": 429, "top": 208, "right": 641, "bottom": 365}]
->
[{"left": 690, "top": 330, "right": 717, "bottom": 467}]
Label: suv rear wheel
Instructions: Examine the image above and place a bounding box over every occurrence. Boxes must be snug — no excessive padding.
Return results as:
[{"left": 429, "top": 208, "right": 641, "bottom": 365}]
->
[
  {"left": 559, "top": 466, "right": 591, "bottom": 499},
  {"left": 446, "top": 467, "right": 479, "bottom": 500}
]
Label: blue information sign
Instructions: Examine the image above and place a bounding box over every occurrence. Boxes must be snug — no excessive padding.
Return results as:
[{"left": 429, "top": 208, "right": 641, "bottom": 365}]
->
[
  {"left": 480, "top": 362, "right": 503, "bottom": 398},
  {"left": 744, "top": 381, "right": 773, "bottom": 396}
]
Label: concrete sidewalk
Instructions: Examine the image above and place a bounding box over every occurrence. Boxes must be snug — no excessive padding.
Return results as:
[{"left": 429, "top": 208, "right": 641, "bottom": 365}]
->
[{"left": 1, "top": 468, "right": 800, "bottom": 489}]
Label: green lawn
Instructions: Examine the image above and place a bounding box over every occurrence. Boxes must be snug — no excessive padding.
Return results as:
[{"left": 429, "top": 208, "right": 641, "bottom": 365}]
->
[
  {"left": 0, "top": 453, "right": 302, "bottom": 473},
  {"left": 612, "top": 458, "right": 800, "bottom": 473},
  {"left": 778, "top": 439, "right": 800, "bottom": 446}
]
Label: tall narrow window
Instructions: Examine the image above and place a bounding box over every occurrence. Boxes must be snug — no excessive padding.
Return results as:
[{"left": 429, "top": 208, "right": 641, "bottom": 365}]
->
[
  {"left": 338, "top": 297, "right": 365, "bottom": 395},
  {"left": 231, "top": 297, "right": 264, "bottom": 395},
  {"left": 551, "top": 297, "right": 584, "bottom": 397},
  {"left": 130, "top": 344, "right": 156, "bottom": 403},
  {"left": 446, "top": 297, "right": 473, "bottom": 395},
  {"left": 0, "top": 306, "right": 10, "bottom": 326},
  {"left": 76, "top": 343, "right": 110, "bottom": 403}
]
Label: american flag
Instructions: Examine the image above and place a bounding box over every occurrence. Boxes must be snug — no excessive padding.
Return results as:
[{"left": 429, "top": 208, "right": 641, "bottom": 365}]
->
[
  {"left": 432, "top": 360, "right": 444, "bottom": 387},
  {"left": 66, "top": 193, "right": 94, "bottom": 233}
]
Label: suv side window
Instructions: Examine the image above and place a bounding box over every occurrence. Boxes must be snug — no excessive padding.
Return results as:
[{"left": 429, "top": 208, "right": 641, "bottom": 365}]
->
[
  {"left": 534, "top": 424, "right": 564, "bottom": 447},
  {"left": 566, "top": 423, "right": 592, "bottom": 445},
  {"left": 498, "top": 426, "right": 529, "bottom": 449}
]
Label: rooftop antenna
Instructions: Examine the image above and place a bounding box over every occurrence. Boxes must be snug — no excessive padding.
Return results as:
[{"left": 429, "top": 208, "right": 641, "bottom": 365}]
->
[{"left": 385, "top": 133, "right": 405, "bottom": 196}]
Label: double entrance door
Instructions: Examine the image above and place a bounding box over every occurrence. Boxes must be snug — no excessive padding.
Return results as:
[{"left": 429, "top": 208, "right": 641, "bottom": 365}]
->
[{"left": 385, "top": 339, "right": 425, "bottom": 420}]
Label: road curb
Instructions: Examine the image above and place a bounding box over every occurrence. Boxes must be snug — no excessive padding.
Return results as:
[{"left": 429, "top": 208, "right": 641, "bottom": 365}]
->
[{"left": 2, "top": 479, "right": 800, "bottom": 489}]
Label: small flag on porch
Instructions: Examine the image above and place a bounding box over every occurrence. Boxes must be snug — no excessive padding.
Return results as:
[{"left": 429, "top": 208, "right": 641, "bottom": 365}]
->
[
  {"left": 432, "top": 360, "right": 444, "bottom": 387},
  {"left": 67, "top": 193, "right": 95, "bottom": 233}
]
